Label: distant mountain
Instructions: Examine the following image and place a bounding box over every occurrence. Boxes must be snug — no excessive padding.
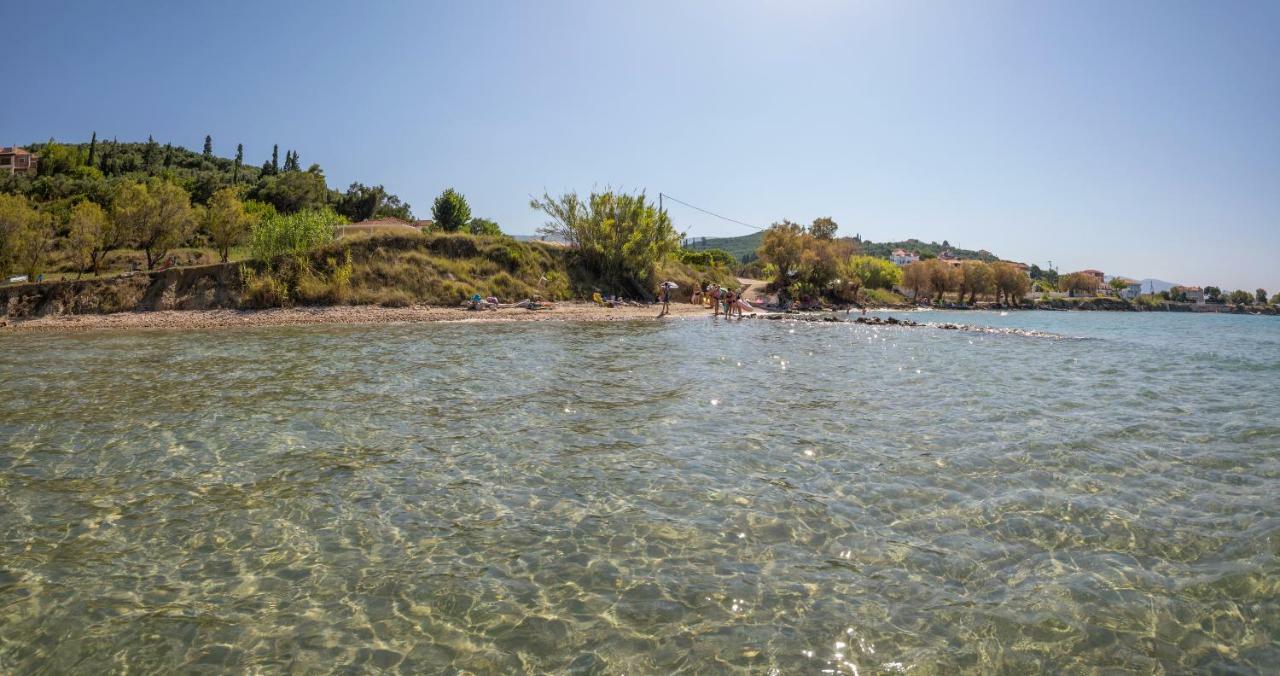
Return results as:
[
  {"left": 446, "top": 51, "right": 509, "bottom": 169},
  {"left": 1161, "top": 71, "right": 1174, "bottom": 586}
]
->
[
  {"left": 684, "top": 232, "right": 1000, "bottom": 264},
  {"left": 1108, "top": 276, "right": 1181, "bottom": 292},
  {"left": 1133, "top": 278, "right": 1181, "bottom": 293}
]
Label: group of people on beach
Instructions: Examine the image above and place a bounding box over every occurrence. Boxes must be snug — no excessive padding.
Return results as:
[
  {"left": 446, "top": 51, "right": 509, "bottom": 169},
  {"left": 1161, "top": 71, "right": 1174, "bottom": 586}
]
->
[
  {"left": 692, "top": 283, "right": 751, "bottom": 318},
  {"left": 658, "top": 282, "right": 750, "bottom": 318}
]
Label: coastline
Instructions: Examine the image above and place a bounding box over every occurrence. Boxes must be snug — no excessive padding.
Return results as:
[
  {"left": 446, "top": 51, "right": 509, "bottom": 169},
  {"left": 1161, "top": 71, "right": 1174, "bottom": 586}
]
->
[{"left": 0, "top": 301, "right": 718, "bottom": 332}]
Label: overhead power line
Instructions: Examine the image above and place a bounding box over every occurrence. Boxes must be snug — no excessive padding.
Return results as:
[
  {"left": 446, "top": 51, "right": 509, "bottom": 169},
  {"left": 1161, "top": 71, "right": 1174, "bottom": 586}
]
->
[{"left": 659, "top": 193, "right": 765, "bottom": 232}]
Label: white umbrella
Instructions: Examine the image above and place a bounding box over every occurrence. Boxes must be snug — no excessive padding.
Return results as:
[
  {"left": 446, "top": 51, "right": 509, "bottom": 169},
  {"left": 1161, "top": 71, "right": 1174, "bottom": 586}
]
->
[{"left": 661, "top": 281, "right": 679, "bottom": 289}]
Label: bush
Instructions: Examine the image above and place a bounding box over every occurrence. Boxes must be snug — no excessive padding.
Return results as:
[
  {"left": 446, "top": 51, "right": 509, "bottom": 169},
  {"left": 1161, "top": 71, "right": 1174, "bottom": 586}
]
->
[
  {"left": 240, "top": 265, "right": 291, "bottom": 307},
  {"left": 530, "top": 189, "right": 680, "bottom": 296},
  {"left": 678, "top": 248, "right": 735, "bottom": 267},
  {"left": 251, "top": 208, "right": 343, "bottom": 264}
]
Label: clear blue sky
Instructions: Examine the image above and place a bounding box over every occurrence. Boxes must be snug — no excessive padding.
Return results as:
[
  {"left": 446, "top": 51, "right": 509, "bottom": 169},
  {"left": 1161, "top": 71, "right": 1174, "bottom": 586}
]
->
[{"left": 4, "top": 0, "right": 1278, "bottom": 290}]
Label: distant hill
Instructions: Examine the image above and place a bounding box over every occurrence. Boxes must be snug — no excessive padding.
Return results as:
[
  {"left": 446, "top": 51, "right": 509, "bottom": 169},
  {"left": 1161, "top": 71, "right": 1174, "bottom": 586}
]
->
[
  {"left": 1124, "top": 278, "right": 1181, "bottom": 293},
  {"left": 683, "top": 232, "right": 764, "bottom": 262},
  {"left": 859, "top": 239, "right": 999, "bottom": 263},
  {"left": 684, "top": 232, "right": 1000, "bottom": 264}
]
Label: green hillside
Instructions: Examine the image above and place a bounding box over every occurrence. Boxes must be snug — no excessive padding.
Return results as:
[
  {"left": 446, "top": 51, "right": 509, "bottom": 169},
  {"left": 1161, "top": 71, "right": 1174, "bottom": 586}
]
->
[
  {"left": 683, "top": 232, "right": 763, "bottom": 262},
  {"left": 860, "top": 239, "right": 999, "bottom": 262},
  {"left": 685, "top": 231, "right": 1000, "bottom": 263}
]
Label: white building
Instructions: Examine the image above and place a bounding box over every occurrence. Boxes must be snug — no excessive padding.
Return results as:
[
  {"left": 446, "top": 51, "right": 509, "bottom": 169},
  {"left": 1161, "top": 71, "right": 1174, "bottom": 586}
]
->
[{"left": 890, "top": 248, "right": 919, "bottom": 266}]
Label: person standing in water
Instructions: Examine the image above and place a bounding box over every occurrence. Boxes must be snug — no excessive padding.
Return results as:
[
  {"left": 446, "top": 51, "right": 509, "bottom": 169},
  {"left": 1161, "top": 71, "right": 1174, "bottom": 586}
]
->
[{"left": 657, "top": 283, "right": 671, "bottom": 317}]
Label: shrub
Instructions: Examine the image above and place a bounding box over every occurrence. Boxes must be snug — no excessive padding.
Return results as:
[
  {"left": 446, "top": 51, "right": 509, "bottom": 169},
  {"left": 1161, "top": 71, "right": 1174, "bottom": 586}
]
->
[
  {"left": 240, "top": 265, "right": 290, "bottom": 307},
  {"left": 530, "top": 189, "right": 680, "bottom": 296},
  {"left": 251, "top": 208, "right": 343, "bottom": 263},
  {"left": 678, "top": 248, "right": 735, "bottom": 267},
  {"left": 432, "top": 188, "right": 472, "bottom": 232}
]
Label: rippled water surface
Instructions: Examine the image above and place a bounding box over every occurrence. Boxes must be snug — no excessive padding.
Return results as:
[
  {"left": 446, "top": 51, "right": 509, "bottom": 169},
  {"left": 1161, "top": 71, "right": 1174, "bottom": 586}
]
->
[{"left": 2, "top": 312, "right": 1278, "bottom": 673}]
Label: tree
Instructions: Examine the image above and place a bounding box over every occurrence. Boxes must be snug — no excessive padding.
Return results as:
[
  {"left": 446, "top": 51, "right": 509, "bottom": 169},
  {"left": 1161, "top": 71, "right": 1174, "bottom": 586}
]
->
[
  {"left": 336, "top": 182, "right": 385, "bottom": 221},
  {"left": 283, "top": 150, "right": 300, "bottom": 172},
  {"left": 923, "top": 259, "right": 959, "bottom": 303},
  {"left": 959, "top": 260, "right": 995, "bottom": 304},
  {"left": 163, "top": 143, "right": 173, "bottom": 168},
  {"left": 1109, "top": 277, "right": 1131, "bottom": 295},
  {"left": 271, "top": 144, "right": 279, "bottom": 174},
  {"left": 1256, "top": 288, "right": 1267, "bottom": 304},
  {"left": 531, "top": 189, "right": 680, "bottom": 296},
  {"left": 0, "top": 194, "right": 55, "bottom": 280},
  {"left": 468, "top": 217, "right": 501, "bottom": 237},
  {"left": 901, "top": 261, "right": 928, "bottom": 301},
  {"left": 203, "top": 135, "right": 213, "bottom": 158},
  {"left": 1204, "top": 286, "right": 1222, "bottom": 303},
  {"left": 1227, "top": 289, "right": 1252, "bottom": 305},
  {"left": 1270, "top": 292, "right": 1280, "bottom": 306},
  {"left": 37, "top": 139, "right": 87, "bottom": 176},
  {"left": 335, "top": 182, "right": 412, "bottom": 222},
  {"left": 841, "top": 255, "right": 901, "bottom": 303},
  {"left": 87, "top": 131, "right": 98, "bottom": 168},
  {"left": 1058, "top": 272, "right": 1100, "bottom": 297},
  {"left": 234, "top": 143, "right": 244, "bottom": 183},
  {"left": 809, "top": 216, "right": 838, "bottom": 240},
  {"left": 993, "top": 262, "right": 1031, "bottom": 305},
  {"left": 66, "top": 201, "right": 109, "bottom": 278},
  {"left": 204, "top": 188, "right": 254, "bottom": 262},
  {"left": 432, "top": 188, "right": 472, "bottom": 232},
  {"left": 252, "top": 170, "right": 329, "bottom": 213},
  {"left": 757, "top": 220, "right": 807, "bottom": 293},
  {"left": 144, "top": 135, "right": 160, "bottom": 169},
  {"left": 112, "top": 179, "right": 196, "bottom": 269}
]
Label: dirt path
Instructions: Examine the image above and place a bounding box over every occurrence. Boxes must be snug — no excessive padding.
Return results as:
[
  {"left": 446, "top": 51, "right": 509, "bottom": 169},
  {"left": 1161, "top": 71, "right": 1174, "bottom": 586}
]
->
[{"left": 736, "top": 277, "right": 772, "bottom": 305}]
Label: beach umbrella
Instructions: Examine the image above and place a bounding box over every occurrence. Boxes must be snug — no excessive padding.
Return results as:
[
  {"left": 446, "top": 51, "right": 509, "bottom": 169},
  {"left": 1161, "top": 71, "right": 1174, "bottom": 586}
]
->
[{"left": 661, "top": 281, "right": 679, "bottom": 289}]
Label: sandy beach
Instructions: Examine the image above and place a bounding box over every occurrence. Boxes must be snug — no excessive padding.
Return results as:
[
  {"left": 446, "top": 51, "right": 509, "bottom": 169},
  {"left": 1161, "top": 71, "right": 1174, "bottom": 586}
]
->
[{"left": 1, "top": 301, "right": 720, "bottom": 332}]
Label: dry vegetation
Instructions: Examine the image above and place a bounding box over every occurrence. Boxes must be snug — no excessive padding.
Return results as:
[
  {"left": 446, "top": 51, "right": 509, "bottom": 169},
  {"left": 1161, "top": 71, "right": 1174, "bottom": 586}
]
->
[{"left": 241, "top": 231, "right": 737, "bottom": 309}]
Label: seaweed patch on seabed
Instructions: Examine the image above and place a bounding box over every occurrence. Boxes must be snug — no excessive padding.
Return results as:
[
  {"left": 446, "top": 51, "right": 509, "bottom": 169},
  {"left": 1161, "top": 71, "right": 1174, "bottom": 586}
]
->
[{"left": 745, "top": 313, "right": 1082, "bottom": 339}]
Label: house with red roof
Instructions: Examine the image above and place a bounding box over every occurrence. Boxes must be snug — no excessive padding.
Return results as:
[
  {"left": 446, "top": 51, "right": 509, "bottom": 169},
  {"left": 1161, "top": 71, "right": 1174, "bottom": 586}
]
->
[{"left": 0, "top": 146, "right": 38, "bottom": 176}]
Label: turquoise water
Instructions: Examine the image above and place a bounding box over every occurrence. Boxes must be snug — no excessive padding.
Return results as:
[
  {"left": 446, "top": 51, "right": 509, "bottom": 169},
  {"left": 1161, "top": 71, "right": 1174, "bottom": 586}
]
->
[{"left": 1, "top": 312, "right": 1277, "bottom": 673}]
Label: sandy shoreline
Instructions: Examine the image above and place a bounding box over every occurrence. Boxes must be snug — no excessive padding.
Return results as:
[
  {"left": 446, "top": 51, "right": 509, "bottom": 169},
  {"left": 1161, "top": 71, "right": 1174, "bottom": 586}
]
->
[{"left": 1, "top": 302, "right": 721, "bottom": 332}]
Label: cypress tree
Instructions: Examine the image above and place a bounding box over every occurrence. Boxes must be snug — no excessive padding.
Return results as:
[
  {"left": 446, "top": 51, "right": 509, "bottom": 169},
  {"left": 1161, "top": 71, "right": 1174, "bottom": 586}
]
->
[
  {"left": 271, "top": 144, "right": 279, "bottom": 174},
  {"left": 163, "top": 143, "right": 173, "bottom": 167},
  {"left": 203, "top": 135, "right": 213, "bottom": 158},
  {"left": 145, "top": 135, "right": 159, "bottom": 168},
  {"left": 234, "top": 143, "right": 243, "bottom": 183},
  {"left": 87, "top": 131, "right": 97, "bottom": 167}
]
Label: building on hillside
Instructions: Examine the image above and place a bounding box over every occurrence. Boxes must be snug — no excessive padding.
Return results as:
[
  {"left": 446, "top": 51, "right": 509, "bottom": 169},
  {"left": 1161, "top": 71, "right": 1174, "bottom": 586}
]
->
[
  {"left": 1183, "top": 286, "right": 1205, "bottom": 304},
  {"left": 1079, "top": 269, "right": 1106, "bottom": 284},
  {"left": 1122, "top": 282, "right": 1143, "bottom": 300},
  {"left": 890, "top": 249, "right": 919, "bottom": 266},
  {"left": 938, "top": 249, "right": 959, "bottom": 262},
  {"left": 412, "top": 219, "right": 435, "bottom": 230},
  {"left": 0, "top": 146, "right": 38, "bottom": 175}
]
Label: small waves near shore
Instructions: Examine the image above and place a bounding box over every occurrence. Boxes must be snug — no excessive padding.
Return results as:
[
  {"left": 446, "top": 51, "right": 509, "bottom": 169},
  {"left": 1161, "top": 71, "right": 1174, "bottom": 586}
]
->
[{"left": 0, "top": 311, "right": 1276, "bottom": 672}]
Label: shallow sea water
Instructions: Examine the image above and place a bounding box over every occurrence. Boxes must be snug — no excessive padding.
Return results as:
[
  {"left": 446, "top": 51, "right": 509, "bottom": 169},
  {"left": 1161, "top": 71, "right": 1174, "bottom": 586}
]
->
[{"left": 1, "top": 311, "right": 1278, "bottom": 673}]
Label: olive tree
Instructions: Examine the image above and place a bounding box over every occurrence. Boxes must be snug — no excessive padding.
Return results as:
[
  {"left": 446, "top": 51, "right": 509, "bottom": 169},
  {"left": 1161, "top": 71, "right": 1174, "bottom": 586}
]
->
[
  {"left": 204, "top": 188, "right": 254, "bottom": 262},
  {"left": 0, "top": 194, "right": 55, "bottom": 280},
  {"left": 959, "top": 260, "right": 995, "bottom": 304},
  {"left": 65, "top": 200, "right": 110, "bottom": 278},
  {"left": 112, "top": 179, "right": 197, "bottom": 269}
]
